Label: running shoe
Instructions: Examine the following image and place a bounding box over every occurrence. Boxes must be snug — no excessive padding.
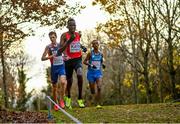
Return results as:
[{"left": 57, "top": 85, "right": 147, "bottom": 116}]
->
[
  {"left": 64, "top": 96, "right": 68, "bottom": 102},
  {"left": 59, "top": 99, "right": 65, "bottom": 109},
  {"left": 96, "top": 105, "right": 102, "bottom": 109},
  {"left": 77, "top": 99, "right": 85, "bottom": 108},
  {"left": 65, "top": 97, "right": 72, "bottom": 109},
  {"left": 54, "top": 104, "right": 59, "bottom": 111}
]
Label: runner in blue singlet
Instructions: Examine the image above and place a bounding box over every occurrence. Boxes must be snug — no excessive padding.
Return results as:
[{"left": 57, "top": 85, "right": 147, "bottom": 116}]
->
[{"left": 83, "top": 40, "right": 106, "bottom": 108}]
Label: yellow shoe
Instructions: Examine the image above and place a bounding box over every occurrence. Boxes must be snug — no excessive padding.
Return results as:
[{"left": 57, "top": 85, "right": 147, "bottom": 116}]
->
[
  {"left": 96, "top": 105, "right": 102, "bottom": 109},
  {"left": 65, "top": 97, "right": 72, "bottom": 109},
  {"left": 77, "top": 99, "right": 85, "bottom": 108}
]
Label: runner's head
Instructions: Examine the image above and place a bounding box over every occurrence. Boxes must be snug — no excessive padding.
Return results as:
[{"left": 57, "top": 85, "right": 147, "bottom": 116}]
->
[
  {"left": 49, "top": 31, "right": 57, "bottom": 44},
  {"left": 67, "top": 18, "right": 76, "bottom": 34},
  {"left": 91, "top": 40, "right": 99, "bottom": 50}
]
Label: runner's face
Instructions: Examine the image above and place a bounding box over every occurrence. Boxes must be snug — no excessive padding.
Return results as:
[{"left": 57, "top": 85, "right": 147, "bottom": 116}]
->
[
  {"left": 92, "top": 41, "right": 99, "bottom": 50},
  {"left": 68, "top": 20, "right": 76, "bottom": 33},
  {"left": 49, "top": 34, "right": 57, "bottom": 44}
]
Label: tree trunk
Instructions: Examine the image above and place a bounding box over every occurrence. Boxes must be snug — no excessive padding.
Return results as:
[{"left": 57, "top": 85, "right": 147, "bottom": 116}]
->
[
  {"left": 144, "top": 70, "right": 151, "bottom": 103},
  {"left": 158, "top": 61, "right": 164, "bottom": 103},
  {"left": 117, "top": 62, "right": 122, "bottom": 104},
  {"left": 144, "top": 54, "right": 152, "bottom": 103},
  {"left": 162, "top": 0, "right": 178, "bottom": 100},
  {"left": 124, "top": 5, "right": 138, "bottom": 104},
  {"left": 167, "top": 40, "right": 177, "bottom": 99},
  {"left": 132, "top": 39, "right": 138, "bottom": 104},
  {"left": 0, "top": 34, "right": 8, "bottom": 108},
  {"left": 37, "top": 97, "right": 40, "bottom": 111},
  {"left": 133, "top": 71, "right": 138, "bottom": 104},
  {"left": 118, "top": 74, "right": 122, "bottom": 104}
]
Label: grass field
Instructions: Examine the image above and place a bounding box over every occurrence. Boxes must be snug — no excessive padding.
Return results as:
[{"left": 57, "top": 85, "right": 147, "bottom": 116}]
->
[{"left": 49, "top": 103, "right": 180, "bottom": 123}]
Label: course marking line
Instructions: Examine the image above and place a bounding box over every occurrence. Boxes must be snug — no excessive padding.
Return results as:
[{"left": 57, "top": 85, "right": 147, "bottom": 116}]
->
[{"left": 46, "top": 96, "right": 82, "bottom": 124}]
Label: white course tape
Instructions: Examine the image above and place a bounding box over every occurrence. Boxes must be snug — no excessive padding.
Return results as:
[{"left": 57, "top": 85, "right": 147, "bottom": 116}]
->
[{"left": 46, "top": 96, "right": 82, "bottom": 124}]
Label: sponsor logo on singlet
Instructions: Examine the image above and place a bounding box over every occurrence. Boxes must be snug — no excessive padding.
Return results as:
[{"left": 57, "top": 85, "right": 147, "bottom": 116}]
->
[
  {"left": 91, "top": 61, "right": 101, "bottom": 70},
  {"left": 70, "top": 41, "right": 81, "bottom": 53}
]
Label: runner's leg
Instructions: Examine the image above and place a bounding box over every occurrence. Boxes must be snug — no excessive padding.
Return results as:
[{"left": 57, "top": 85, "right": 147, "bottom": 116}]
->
[
  {"left": 65, "top": 61, "right": 73, "bottom": 98},
  {"left": 96, "top": 78, "right": 102, "bottom": 105}
]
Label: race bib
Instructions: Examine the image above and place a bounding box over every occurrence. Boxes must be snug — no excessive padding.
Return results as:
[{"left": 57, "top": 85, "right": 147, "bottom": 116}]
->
[
  {"left": 92, "top": 61, "right": 101, "bottom": 69},
  {"left": 70, "top": 42, "right": 81, "bottom": 53},
  {"left": 51, "top": 50, "right": 57, "bottom": 55},
  {"left": 53, "top": 56, "right": 63, "bottom": 65}
]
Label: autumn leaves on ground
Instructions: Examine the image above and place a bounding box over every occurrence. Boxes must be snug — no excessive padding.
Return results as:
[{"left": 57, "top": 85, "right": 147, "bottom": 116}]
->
[
  {"left": 0, "top": 108, "right": 52, "bottom": 123},
  {"left": 1, "top": 103, "right": 179, "bottom": 123}
]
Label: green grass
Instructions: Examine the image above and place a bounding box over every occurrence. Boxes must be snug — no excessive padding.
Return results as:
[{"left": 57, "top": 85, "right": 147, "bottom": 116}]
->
[{"left": 46, "top": 103, "right": 180, "bottom": 123}]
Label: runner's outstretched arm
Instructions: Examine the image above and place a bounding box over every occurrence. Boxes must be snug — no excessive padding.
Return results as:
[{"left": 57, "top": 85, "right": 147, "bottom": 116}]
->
[{"left": 78, "top": 31, "right": 87, "bottom": 53}]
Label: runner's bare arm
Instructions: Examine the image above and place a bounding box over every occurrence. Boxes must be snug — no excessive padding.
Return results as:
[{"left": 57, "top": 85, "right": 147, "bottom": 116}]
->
[
  {"left": 83, "top": 52, "right": 91, "bottom": 66},
  {"left": 101, "top": 54, "right": 106, "bottom": 69},
  {"left": 78, "top": 31, "right": 87, "bottom": 52},
  {"left": 58, "top": 33, "right": 75, "bottom": 53},
  {"left": 60, "top": 33, "right": 66, "bottom": 47},
  {"left": 41, "top": 46, "right": 53, "bottom": 61},
  {"left": 83, "top": 52, "right": 97, "bottom": 69}
]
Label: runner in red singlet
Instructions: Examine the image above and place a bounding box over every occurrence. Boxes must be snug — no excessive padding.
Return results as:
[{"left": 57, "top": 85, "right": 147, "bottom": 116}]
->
[{"left": 59, "top": 18, "right": 86, "bottom": 109}]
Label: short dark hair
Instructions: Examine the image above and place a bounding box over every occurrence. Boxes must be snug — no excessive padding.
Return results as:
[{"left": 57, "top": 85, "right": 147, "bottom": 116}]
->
[
  {"left": 67, "top": 18, "right": 75, "bottom": 24},
  {"left": 91, "top": 40, "right": 99, "bottom": 44},
  {"left": 49, "top": 31, "right": 57, "bottom": 37}
]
